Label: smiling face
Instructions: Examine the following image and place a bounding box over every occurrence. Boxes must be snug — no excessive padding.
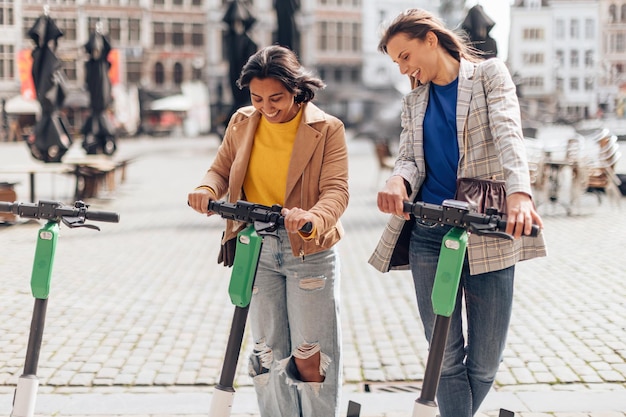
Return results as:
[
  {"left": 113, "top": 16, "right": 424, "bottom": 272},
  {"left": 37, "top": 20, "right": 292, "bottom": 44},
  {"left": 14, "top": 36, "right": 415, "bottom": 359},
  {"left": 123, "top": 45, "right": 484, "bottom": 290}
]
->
[
  {"left": 385, "top": 31, "right": 439, "bottom": 86},
  {"left": 249, "top": 77, "right": 299, "bottom": 124}
]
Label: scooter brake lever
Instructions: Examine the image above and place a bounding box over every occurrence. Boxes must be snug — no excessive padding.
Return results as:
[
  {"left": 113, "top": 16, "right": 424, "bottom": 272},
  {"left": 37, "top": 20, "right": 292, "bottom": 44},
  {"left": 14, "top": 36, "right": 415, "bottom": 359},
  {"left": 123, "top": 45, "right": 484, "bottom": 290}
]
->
[
  {"left": 61, "top": 216, "right": 101, "bottom": 231},
  {"left": 470, "top": 223, "right": 513, "bottom": 241}
]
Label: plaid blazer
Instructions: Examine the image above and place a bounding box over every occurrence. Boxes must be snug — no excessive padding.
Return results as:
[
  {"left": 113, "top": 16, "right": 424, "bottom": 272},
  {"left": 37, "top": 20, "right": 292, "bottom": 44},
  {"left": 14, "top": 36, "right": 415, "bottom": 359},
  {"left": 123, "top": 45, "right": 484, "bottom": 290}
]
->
[{"left": 368, "top": 58, "right": 547, "bottom": 275}]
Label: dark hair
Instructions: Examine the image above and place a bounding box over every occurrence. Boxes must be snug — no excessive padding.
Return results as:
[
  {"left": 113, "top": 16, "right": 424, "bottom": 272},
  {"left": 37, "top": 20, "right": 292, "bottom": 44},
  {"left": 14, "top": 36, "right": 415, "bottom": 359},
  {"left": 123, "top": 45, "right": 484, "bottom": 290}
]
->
[
  {"left": 237, "top": 45, "right": 325, "bottom": 104},
  {"left": 377, "top": 8, "right": 481, "bottom": 63}
]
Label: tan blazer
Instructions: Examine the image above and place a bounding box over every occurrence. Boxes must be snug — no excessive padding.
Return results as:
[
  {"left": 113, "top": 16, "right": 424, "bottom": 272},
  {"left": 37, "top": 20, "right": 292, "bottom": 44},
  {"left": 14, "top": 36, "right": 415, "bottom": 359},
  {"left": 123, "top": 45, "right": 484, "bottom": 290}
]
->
[
  {"left": 368, "top": 58, "right": 547, "bottom": 275},
  {"left": 199, "top": 102, "right": 349, "bottom": 258}
]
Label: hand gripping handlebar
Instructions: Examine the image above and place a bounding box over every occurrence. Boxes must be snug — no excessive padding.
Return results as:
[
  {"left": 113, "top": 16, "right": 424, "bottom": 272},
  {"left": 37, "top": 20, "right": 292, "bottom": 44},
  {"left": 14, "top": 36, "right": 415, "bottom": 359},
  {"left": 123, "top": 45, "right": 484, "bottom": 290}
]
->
[
  {"left": 0, "top": 200, "right": 120, "bottom": 229},
  {"left": 403, "top": 199, "right": 540, "bottom": 240},
  {"left": 208, "top": 200, "right": 313, "bottom": 233}
]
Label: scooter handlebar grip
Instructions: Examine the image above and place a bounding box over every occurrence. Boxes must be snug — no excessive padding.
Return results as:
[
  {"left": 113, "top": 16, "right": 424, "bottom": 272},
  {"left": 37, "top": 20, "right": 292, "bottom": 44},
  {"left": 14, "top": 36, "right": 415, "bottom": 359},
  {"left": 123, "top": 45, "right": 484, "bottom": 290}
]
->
[
  {"left": 276, "top": 217, "right": 313, "bottom": 234},
  {"left": 0, "top": 202, "right": 13, "bottom": 213},
  {"left": 85, "top": 210, "right": 120, "bottom": 223},
  {"left": 300, "top": 221, "right": 313, "bottom": 234},
  {"left": 496, "top": 219, "right": 540, "bottom": 237}
]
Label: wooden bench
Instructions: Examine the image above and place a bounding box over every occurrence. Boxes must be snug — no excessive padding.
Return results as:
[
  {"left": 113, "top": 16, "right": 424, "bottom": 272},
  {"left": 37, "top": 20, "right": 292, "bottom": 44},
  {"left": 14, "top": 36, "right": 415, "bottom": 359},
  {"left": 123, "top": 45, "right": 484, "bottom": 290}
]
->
[
  {"left": 0, "top": 156, "right": 135, "bottom": 202},
  {"left": 0, "top": 163, "right": 75, "bottom": 202},
  {"left": 62, "top": 155, "right": 136, "bottom": 200}
]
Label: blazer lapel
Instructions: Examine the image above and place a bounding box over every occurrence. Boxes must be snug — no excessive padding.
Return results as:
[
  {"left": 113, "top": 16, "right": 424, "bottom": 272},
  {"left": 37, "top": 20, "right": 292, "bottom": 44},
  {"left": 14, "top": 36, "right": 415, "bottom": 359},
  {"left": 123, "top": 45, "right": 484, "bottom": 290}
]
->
[
  {"left": 456, "top": 59, "right": 477, "bottom": 173},
  {"left": 229, "top": 110, "right": 261, "bottom": 201},
  {"left": 285, "top": 104, "right": 324, "bottom": 199}
]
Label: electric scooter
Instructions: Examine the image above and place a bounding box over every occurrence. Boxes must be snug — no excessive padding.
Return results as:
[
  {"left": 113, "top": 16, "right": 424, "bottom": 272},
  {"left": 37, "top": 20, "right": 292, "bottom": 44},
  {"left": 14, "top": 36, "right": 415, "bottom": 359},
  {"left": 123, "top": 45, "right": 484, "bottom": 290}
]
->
[
  {"left": 364, "top": 199, "right": 539, "bottom": 417},
  {"left": 204, "top": 200, "right": 361, "bottom": 417},
  {"left": 0, "top": 200, "right": 120, "bottom": 417}
]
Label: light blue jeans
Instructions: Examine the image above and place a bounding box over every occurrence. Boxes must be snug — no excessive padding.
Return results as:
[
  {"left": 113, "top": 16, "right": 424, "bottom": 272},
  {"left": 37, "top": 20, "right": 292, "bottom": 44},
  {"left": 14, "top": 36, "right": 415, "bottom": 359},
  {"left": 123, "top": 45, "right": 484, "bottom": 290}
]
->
[
  {"left": 248, "top": 228, "right": 342, "bottom": 417},
  {"left": 409, "top": 221, "right": 514, "bottom": 417}
]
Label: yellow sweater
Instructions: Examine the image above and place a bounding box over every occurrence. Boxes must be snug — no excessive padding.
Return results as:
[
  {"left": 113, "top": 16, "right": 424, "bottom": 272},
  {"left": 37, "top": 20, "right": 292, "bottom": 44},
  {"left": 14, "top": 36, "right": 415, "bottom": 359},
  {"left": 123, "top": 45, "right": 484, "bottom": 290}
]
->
[{"left": 243, "top": 109, "right": 302, "bottom": 206}]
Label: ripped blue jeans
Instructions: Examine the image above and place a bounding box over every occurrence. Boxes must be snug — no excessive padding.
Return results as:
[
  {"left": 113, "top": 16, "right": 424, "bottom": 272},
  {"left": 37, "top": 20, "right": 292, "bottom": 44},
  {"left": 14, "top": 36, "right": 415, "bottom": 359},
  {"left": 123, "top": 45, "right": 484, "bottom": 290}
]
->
[{"left": 248, "top": 228, "right": 342, "bottom": 417}]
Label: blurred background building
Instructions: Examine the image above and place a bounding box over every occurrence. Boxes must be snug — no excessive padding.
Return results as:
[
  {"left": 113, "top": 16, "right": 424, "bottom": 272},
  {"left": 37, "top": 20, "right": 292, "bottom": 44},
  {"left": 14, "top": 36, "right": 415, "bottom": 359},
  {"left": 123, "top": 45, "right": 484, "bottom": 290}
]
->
[{"left": 2, "top": 0, "right": 626, "bottom": 142}]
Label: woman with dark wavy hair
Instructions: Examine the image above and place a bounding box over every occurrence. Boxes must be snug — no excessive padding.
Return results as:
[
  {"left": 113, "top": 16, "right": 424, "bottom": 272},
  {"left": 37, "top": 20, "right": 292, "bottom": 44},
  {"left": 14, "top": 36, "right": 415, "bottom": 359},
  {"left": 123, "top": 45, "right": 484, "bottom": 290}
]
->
[
  {"left": 370, "top": 9, "right": 546, "bottom": 417},
  {"left": 188, "top": 45, "right": 348, "bottom": 417}
]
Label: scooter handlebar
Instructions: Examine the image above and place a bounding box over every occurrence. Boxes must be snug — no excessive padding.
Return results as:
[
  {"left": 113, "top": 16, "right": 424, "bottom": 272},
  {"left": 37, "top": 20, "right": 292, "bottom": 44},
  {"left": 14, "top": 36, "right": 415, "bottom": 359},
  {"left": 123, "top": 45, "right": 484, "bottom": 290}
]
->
[
  {"left": 208, "top": 200, "right": 313, "bottom": 233},
  {"left": 0, "top": 200, "right": 120, "bottom": 223},
  {"left": 403, "top": 199, "right": 540, "bottom": 238}
]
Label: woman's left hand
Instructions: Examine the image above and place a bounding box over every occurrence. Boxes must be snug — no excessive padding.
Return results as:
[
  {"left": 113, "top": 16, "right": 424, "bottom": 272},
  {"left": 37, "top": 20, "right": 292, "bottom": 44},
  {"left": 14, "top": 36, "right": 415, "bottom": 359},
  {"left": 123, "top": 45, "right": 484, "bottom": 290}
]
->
[
  {"left": 505, "top": 192, "right": 544, "bottom": 239},
  {"left": 282, "top": 207, "right": 315, "bottom": 234}
]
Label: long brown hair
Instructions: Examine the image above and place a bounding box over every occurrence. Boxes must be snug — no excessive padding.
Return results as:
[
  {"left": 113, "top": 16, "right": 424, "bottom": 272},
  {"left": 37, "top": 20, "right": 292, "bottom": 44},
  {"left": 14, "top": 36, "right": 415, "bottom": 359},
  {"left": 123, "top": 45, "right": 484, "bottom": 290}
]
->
[
  {"left": 237, "top": 45, "right": 325, "bottom": 104},
  {"left": 378, "top": 8, "right": 481, "bottom": 64}
]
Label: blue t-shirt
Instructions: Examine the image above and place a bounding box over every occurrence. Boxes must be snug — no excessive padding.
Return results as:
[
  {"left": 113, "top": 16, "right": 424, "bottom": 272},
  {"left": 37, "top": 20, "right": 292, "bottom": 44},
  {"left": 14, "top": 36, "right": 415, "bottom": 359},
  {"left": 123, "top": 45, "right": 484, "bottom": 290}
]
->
[{"left": 420, "top": 78, "right": 460, "bottom": 205}]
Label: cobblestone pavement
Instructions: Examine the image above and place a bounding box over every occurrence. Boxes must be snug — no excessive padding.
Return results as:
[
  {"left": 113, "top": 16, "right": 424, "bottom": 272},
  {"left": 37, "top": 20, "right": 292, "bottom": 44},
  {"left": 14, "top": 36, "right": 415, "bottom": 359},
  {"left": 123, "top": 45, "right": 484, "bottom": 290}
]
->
[{"left": 0, "top": 135, "right": 625, "bottom": 416}]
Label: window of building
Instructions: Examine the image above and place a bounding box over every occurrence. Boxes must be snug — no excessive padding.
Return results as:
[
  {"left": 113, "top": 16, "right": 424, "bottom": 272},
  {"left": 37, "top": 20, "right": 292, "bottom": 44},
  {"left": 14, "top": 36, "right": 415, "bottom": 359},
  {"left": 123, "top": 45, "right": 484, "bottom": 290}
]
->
[
  {"left": 192, "top": 23, "right": 204, "bottom": 47},
  {"left": 63, "top": 59, "right": 77, "bottom": 81},
  {"left": 23, "top": 17, "right": 36, "bottom": 39},
  {"left": 172, "top": 23, "right": 184, "bottom": 46},
  {"left": 173, "top": 62, "right": 183, "bottom": 85},
  {"left": 585, "top": 50, "right": 593, "bottom": 68},
  {"left": 153, "top": 0, "right": 165, "bottom": 6},
  {"left": 192, "top": 0, "right": 202, "bottom": 5},
  {"left": 108, "top": 18, "right": 121, "bottom": 42},
  {"left": 523, "top": 28, "right": 544, "bottom": 40},
  {"left": 154, "top": 62, "right": 164, "bottom": 85},
  {"left": 352, "top": 22, "right": 361, "bottom": 51},
  {"left": 556, "top": 50, "right": 564, "bottom": 67},
  {"left": 555, "top": 19, "right": 564, "bottom": 39},
  {"left": 57, "top": 18, "right": 77, "bottom": 41},
  {"left": 570, "top": 50, "right": 579, "bottom": 67},
  {"left": 584, "top": 18, "right": 594, "bottom": 39},
  {"left": 556, "top": 77, "right": 563, "bottom": 92},
  {"left": 523, "top": 52, "right": 544, "bottom": 65},
  {"left": 173, "top": 0, "right": 183, "bottom": 6},
  {"left": 615, "top": 32, "right": 626, "bottom": 53},
  {"left": 319, "top": 22, "right": 328, "bottom": 50},
  {"left": 336, "top": 22, "right": 343, "bottom": 51},
  {"left": 334, "top": 68, "right": 343, "bottom": 83},
  {"left": 609, "top": 4, "right": 617, "bottom": 23},
  {"left": 622, "top": 4, "right": 626, "bottom": 22},
  {"left": 0, "top": 3, "right": 14, "bottom": 25},
  {"left": 585, "top": 77, "right": 594, "bottom": 91},
  {"left": 88, "top": 17, "right": 99, "bottom": 34},
  {"left": 524, "top": 76, "right": 544, "bottom": 88},
  {"left": 0, "top": 44, "right": 14, "bottom": 80},
  {"left": 127, "top": 60, "right": 141, "bottom": 84},
  {"left": 350, "top": 68, "right": 360, "bottom": 83},
  {"left": 128, "top": 18, "right": 140, "bottom": 42},
  {"left": 154, "top": 22, "right": 166, "bottom": 46},
  {"left": 569, "top": 77, "right": 579, "bottom": 91},
  {"left": 570, "top": 19, "right": 579, "bottom": 39}
]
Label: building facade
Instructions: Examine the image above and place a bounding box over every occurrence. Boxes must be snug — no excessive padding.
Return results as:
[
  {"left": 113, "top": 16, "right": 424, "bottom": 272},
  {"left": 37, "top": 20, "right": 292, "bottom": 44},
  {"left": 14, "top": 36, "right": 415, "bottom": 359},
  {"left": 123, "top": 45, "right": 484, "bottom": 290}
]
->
[{"left": 509, "top": 0, "right": 610, "bottom": 123}]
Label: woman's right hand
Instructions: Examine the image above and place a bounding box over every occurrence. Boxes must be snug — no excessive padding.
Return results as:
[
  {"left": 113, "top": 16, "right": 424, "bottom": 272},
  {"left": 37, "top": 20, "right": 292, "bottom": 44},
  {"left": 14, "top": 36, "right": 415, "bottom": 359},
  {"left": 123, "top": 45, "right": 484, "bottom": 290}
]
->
[
  {"left": 187, "top": 188, "right": 215, "bottom": 215},
  {"left": 377, "top": 175, "right": 410, "bottom": 220}
]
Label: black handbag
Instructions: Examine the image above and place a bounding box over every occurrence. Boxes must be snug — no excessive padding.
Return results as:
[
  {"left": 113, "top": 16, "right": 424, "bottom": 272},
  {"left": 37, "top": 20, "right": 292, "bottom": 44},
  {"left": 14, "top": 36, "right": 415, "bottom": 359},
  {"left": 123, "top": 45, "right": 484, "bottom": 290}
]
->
[
  {"left": 454, "top": 121, "right": 507, "bottom": 215},
  {"left": 455, "top": 177, "right": 507, "bottom": 215},
  {"left": 217, "top": 232, "right": 236, "bottom": 267}
]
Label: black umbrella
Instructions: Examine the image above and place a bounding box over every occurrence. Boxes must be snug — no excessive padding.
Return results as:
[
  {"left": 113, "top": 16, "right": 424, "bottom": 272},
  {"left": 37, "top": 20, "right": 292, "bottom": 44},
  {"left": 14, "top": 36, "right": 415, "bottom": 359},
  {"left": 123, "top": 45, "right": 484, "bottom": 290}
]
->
[
  {"left": 461, "top": 4, "right": 498, "bottom": 59},
  {"left": 223, "top": 0, "right": 258, "bottom": 122},
  {"left": 26, "top": 12, "right": 73, "bottom": 163},
  {"left": 81, "top": 30, "right": 117, "bottom": 155},
  {"left": 275, "top": 0, "right": 300, "bottom": 54}
]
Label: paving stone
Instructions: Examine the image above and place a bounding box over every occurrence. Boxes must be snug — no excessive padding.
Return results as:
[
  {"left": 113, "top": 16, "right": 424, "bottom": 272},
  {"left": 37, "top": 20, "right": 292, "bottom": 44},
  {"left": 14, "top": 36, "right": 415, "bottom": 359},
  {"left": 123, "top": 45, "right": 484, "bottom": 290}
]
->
[{"left": 1, "top": 136, "right": 625, "bottom": 417}]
